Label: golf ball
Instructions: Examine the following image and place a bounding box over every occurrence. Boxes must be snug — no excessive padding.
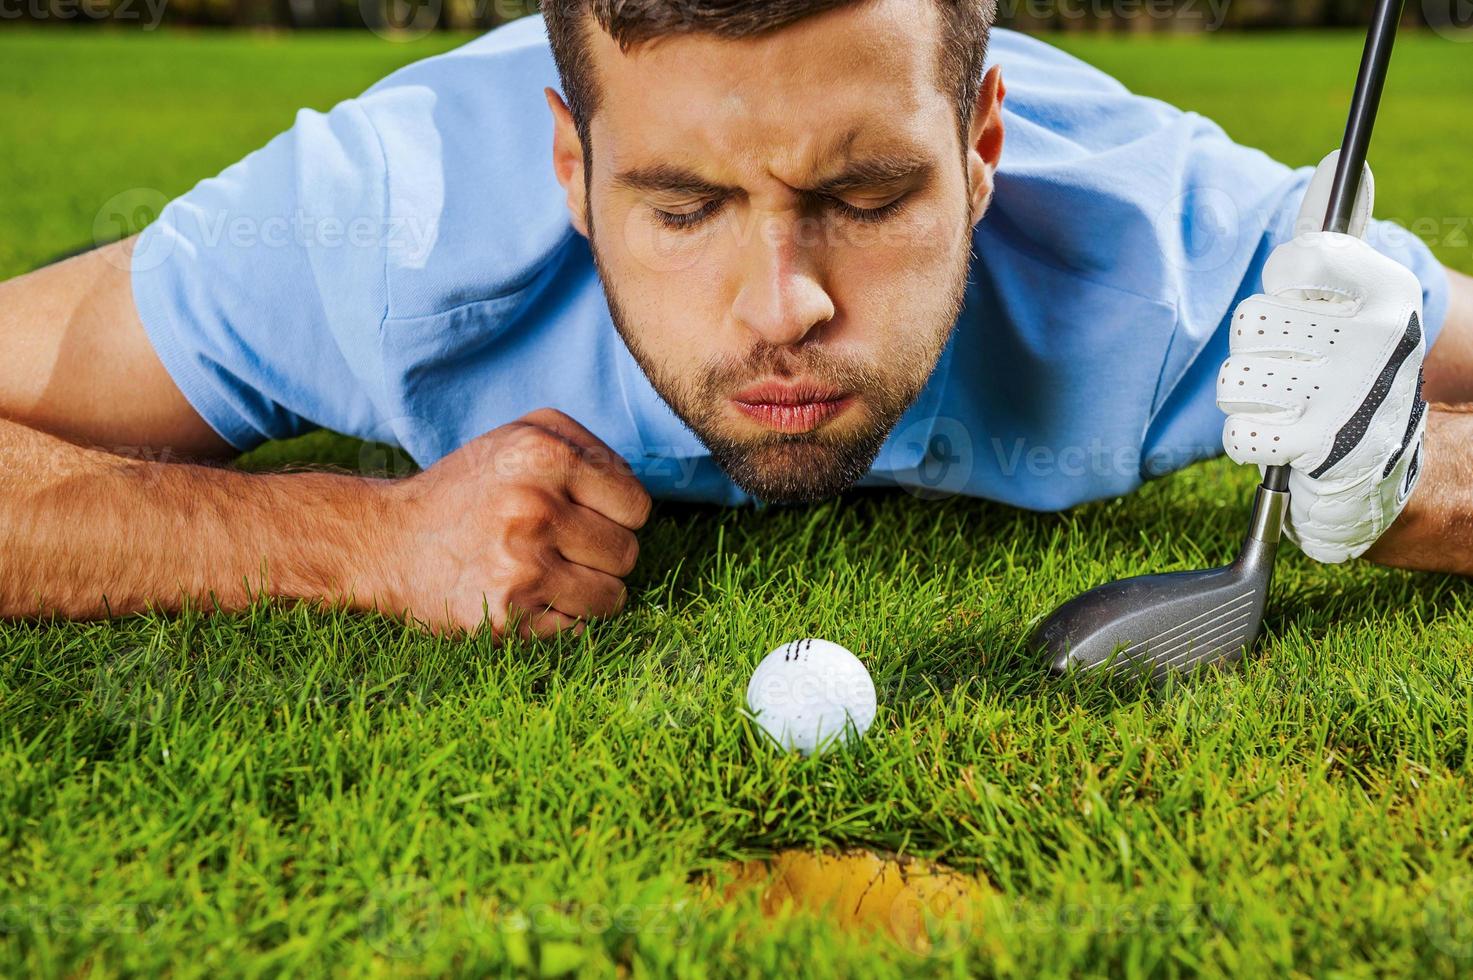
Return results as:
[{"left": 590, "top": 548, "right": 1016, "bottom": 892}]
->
[{"left": 745, "top": 638, "right": 877, "bottom": 755}]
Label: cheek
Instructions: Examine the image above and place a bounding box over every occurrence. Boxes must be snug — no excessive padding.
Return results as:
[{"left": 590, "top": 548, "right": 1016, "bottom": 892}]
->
[
  {"left": 613, "top": 199, "right": 721, "bottom": 283},
  {"left": 599, "top": 208, "right": 729, "bottom": 354},
  {"left": 839, "top": 216, "right": 959, "bottom": 278},
  {"left": 829, "top": 205, "right": 968, "bottom": 321}
]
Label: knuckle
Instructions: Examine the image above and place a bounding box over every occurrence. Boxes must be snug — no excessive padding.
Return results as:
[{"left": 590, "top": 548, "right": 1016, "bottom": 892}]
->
[
  {"left": 508, "top": 557, "right": 552, "bottom": 598},
  {"left": 545, "top": 436, "right": 581, "bottom": 477},
  {"left": 627, "top": 487, "right": 654, "bottom": 528},
  {"left": 521, "top": 406, "right": 573, "bottom": 428},
  {"left": 530, "top": 424, "right": 572, "bottom": 453},
  {"left": 490, "top": 430, "right": 536, "bottom": 479},
  {"left": 580, "top": 443, "right": 617, "bottom": 468},
  {"left": 501, "top": 426, "right": 572, "bottom": 480},
  {"left": 616, "top": 534, "right": 640, "bottom": 576},
  {"left": 597, "top": 582, "right": 629, "bottom": 618},
  {"left": 479, "top": 421, "right": 526, "bottom": 450},
  {"left": 501, "top": 486, "right": 558, "bottom": 528}
]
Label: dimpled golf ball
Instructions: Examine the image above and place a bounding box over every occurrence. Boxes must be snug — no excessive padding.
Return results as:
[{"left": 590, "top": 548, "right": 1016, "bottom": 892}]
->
[{"left": 745, "top": 638, "right": 877, "bottom": 755}]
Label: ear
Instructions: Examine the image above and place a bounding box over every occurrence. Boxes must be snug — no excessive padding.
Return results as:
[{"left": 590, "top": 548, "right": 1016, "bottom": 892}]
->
[
  {"left": 546, "top": 87, "right": 590, "bottom": 238},
  {"left": 965, "top": 65, "right": 1006, "bottom": 227}
]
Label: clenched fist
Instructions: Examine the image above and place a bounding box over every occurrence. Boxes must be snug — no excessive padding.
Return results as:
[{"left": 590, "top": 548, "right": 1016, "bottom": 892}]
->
[{"left": 376, "top": 408, "right": 652, "bottom": 638}]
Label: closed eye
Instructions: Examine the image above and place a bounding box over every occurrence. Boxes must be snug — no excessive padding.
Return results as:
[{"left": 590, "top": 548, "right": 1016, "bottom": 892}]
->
[
  {"left": 651, "top": 199, "right": 726, "bottom": 230},
  {"left": 826, "top": 195, "right": 907, "bottom": 223},
  {"left": 651, "top": 193, "right": 908, "bottom": 230}
]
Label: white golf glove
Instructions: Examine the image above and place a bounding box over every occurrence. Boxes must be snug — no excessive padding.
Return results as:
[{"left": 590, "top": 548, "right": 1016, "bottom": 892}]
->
[{"left": 1217, "top": 152, "right": 1428, "bottom": 564}]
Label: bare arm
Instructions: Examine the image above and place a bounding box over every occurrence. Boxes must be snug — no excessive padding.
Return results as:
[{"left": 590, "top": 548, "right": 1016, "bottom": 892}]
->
[
  {"left": 0, "top": 415, "right": 395, "bottom": 618},
  {"left": 0, "top": 239, "right": 647, "bottom": 634},
  {"left": 1365, "top": 266, "right": 1473, "bottom": 575},
  {"left": 0, "top": 238, "right": 396, "bottom": 618}
]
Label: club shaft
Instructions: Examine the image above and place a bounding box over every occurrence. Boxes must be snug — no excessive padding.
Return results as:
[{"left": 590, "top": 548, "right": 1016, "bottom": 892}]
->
[
  {"left": 1324, "top": 0, "right": 1406, "bottom": 235},
  {"left": 1260, "top": 0, "right": 1405, "bottom": 499}
]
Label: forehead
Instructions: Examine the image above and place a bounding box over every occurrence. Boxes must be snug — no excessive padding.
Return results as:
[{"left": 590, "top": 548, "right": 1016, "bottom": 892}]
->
[{"left": 582, "top": 0, "right": 953, "bottom": 181}]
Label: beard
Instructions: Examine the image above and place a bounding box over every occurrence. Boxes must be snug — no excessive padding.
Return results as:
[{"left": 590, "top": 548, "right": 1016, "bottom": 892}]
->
[{"left": 588, "top": 220, "right": 972, "bottom": 505}]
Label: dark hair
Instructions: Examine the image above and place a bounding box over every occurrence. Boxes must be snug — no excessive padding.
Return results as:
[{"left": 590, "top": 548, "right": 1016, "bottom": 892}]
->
[{"left": 541, "top": 0, "right": 997, "bottom": 151}]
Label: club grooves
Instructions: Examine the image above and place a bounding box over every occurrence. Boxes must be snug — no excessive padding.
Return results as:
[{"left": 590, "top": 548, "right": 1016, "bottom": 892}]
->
[{"left": 1090, "top": 590, "right": 1257, "bottom": 673}]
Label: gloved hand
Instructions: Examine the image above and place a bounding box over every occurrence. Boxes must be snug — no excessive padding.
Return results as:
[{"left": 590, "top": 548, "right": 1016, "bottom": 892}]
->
[{"left": 1216, "top": 151, "right": 1427, "bottom": 564}]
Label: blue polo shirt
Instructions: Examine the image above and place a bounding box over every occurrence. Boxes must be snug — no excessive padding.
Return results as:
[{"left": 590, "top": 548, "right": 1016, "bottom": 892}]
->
[{"left": 131, "top": 15, "right": 1449, "bottom": 510}]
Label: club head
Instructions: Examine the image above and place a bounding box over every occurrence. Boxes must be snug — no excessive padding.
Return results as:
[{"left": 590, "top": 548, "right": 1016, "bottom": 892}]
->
[{"left": 1032, "top": 487, "right": 1288, "bottom": 683}]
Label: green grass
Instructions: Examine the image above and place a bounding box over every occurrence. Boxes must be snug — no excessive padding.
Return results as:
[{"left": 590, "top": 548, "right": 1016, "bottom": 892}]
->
[{"left": 3, "top": 26, "right": 1473, "bottom": 978}]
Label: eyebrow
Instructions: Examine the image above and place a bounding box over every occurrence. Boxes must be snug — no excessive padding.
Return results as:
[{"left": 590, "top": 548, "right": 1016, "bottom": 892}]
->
[
  {"left": 809, "top": 154, "right": 935, "bottom": 196},
  {"left": 611, "top": 153, "right": 934, "bottom": 198},
  {"left": 611, "top": 163, "right": 727, "bottom": 197}
]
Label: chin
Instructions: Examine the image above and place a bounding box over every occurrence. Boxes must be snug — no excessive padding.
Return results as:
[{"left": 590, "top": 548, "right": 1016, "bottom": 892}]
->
[{"left": 711, "top": 435, "right": 885, "bottom": 505}]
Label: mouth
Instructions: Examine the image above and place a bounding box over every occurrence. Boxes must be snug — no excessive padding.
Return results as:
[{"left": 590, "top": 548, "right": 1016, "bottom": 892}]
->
[{"left": 731, "top": 381, "right": 854, "bottom": 434}]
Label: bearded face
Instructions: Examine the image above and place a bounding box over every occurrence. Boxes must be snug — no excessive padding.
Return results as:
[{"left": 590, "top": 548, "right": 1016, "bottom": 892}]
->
[{"left": 549, "top": 0, "right": 1003, "bottom": 502}]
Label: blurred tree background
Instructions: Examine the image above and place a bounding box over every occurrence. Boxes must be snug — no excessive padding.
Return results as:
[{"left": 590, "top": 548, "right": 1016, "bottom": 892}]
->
[{"left": 0, "top": 0, "right": 1461, "bottom": 33}]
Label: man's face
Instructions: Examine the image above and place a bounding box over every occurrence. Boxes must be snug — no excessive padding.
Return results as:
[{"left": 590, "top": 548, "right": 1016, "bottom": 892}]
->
[{"left": 550, "top": 0, "right": 1004, "bottom": 503}]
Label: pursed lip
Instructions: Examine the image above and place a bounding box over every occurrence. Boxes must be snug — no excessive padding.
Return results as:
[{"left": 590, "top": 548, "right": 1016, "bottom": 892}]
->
[{"left": 730, "top": 381, "right": 853, "bottom": 434}]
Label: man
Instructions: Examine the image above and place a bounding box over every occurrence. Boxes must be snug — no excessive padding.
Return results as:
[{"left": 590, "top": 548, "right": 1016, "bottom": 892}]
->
[{"left": 1, "top": 1, "right": 1469, "bottom": 641}]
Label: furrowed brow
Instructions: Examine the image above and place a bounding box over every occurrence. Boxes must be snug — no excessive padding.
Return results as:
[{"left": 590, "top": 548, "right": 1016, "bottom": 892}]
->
[
  {"left": 612, "top": 163, "right": 729, "bottom": 197},
  {"left": 809, "top": 155, "right": 934, "bottom": 196}
]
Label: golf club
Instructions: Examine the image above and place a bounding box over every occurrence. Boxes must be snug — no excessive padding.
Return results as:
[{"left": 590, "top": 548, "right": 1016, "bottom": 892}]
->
[{"left": 1031, "top": 0, "right": 1407, "bottom": 682}]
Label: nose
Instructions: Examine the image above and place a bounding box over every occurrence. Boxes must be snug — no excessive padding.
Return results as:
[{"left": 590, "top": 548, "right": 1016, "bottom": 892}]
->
[{"left": 730, "top": 214, "right": 836, "bottom": 348}]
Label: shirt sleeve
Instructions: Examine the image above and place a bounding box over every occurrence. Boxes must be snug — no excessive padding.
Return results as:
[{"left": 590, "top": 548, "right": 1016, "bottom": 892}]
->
[
  {"left": 1138, "top": 133, "right": 1451, "bottom": 479},
  {"left": 130, "top": 17, "right": 577, "bottom": 458},
  {"left": 1172, "top": 142, "right": 1451, "bottom": 409},
  {"left": 981, "top": 28, "right": 1452, "bottom": 495},
  {"left": 130, "top": 98, "right": 391, "bottom": 451}
]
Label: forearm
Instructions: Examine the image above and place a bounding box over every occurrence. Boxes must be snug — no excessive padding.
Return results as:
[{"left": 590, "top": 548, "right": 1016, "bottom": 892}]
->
[
  {"left": 0, "top": 416, "right": 398, "bottom": 619},
  {"left": 1364, "top": 405, "right": 1473, "bottom": 575}
]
